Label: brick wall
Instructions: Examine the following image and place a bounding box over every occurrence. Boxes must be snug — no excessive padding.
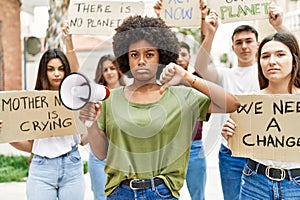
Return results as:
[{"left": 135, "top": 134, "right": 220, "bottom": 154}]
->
[{"left": 0, "top": 0, "right": 22, "bottom": 90}]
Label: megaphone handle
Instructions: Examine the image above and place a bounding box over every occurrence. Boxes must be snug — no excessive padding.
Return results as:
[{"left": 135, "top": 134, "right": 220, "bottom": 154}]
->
[{"left": 85, "top": 120, "right": 93, "bottom": 128}]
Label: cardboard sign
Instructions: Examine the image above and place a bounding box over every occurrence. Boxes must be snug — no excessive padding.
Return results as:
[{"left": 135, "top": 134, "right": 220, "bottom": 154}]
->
[
  {"left": 229, "top": 94, "right": 300, "bottom": 162},
  {"left": 159, "top": 0, "right": 201, "bottom": 27},
  {"left": 68, "top": 0, "right": 145, "bottom": 36},
  {"left": 0, "top": 90, "right": 87, "bottom": 143},
  {"left": 208, "top": 0, "right": 271, "bottom": 23}
]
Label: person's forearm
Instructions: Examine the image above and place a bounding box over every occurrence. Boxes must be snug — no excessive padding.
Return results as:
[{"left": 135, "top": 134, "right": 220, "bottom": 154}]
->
[
  {"left": 88, "top": 122, "right": 108, "bottom": 160},
  {"left": 274, "top": 24, "right": 289, "bottom": 33},
  {"left": 10, "top": 140, "right": 33, "bottom": 153},
  {"left": 194, "top": 33, "right": 218, "bottom": 83},
  {"left": 184, "top": 72, "right": 240, "bottom": 113},
  {"left": 65, "top": 37, "right": 80, "bottom": 72}
]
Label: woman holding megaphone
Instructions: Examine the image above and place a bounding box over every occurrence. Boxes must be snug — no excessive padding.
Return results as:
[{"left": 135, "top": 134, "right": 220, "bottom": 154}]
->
[{"left": 78, "top": 15, "right": 240, "bottom": 200}]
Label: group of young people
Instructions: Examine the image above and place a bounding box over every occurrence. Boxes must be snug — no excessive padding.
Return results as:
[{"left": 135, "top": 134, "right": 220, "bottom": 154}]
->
[{"left": 1, "top": 0, "right": 300, "bottom": 199}]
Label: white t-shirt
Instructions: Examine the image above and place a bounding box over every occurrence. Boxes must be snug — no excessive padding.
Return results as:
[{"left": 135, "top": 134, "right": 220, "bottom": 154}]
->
[
  {"left": 32, "top": 135, "right": 81, "bottom": 158},
  {"left": 215, "top": 64, "right": 260, "bottom": 146},
  {"left": 217, "top": 64, "right": 259, "bottom": 95}
]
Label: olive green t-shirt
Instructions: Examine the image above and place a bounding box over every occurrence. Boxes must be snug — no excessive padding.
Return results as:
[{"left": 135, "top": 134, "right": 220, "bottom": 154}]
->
[{"left": 98, "top": 86, "right": 210, "bottom": 198}]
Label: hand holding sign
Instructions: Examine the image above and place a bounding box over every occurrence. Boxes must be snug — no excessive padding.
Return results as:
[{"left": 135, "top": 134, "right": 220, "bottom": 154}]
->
[
  {"left": 229, "top": 94, "right": 300, "bottom": 162},
  {"left": 221, "top": 118, "right": 236, "bottom": 140},
  {"left": 268, "top": 2, "right": 286, "bottom": 32},
  {"left": 0, "top": 90, "right": 87, "bottom": 144},
  {"left": 204, "top": 9, "right": 219, "bottom": 34}
]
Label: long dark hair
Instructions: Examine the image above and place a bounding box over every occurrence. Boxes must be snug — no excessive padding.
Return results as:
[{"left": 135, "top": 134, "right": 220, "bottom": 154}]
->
[
  {"left": 257, "top": 32, "right": 300, "bottom": 93},
  {"left": 94, "top": 54, "right": 126, "bottom": 86},
  {"left": 35, "top": 49, "right": 70, "bottom": 90}
]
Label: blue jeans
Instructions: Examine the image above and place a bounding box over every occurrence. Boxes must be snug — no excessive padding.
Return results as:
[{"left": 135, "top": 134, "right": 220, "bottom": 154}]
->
[
  {"left": 218, "top": 144, "right": 246, "bottom": 200},
  {"left": 240, "top": 163, "right": 300, "bottom": 199},
  {"left": 26, "top": 146, "right": 85, "bottom": 200},
  {"left": 88, "top": 152, "right": 107, "bottom": 200},
  {"left": 186, "top": 140, "right": 206, "bottom": 200},
  {"left": 107, "top": 182, "right": 178, "bottom": 200}
]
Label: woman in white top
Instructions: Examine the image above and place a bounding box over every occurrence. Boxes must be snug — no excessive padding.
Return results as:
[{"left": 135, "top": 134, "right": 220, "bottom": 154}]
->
[
  {"left": 10, "top": 48, "right": 85, "bottom": 200},
  {"left": 222, "top": 31, "right": 300, "bottom": 199}
]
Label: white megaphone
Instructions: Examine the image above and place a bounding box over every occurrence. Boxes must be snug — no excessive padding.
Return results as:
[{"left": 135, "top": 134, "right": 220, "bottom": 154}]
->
[{"left": 59, "top": 72, "right": 110, "bottom": 127}]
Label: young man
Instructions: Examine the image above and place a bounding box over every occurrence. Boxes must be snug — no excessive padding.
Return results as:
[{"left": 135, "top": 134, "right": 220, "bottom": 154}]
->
[{"left": 194, "top": 4, "right": 288, "bottom": 200}]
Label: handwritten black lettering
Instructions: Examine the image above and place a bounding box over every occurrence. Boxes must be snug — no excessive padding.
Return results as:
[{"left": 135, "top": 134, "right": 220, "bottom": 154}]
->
[
  {"left": 19, "top": 118, "right": 73, "bottom": 132},
  {"left": 87, "top": 18, "right": 122, "bottom": 28},
  {"left": 2, "top": 96, "right": 49, "bottom": 111},
  {"left": 120, "top": 5, "right": 131, "bottom": 13},
  {"left": 257, "top": 134, "right": 266, "bottom": 146},
  {"left": 54, "top": 95, "right": 62, "bottom": 107},
  {"left": 70, "top": 18, "right": 83, "bottom": 28},
  {"left": 243, "top": 133, "right": 300, "bottom": 148},
  {"left": 242, "top": 133, "right": 254, "bottom": 146},
  {"left": 74, "top": 3, "right": 112, "bottom": 13},
  {"left": 237, "top": 102, "right": 253, "bottom": 114},
  {"left": 20, "top": 121, "right": 30, "bottom": 131},
  {"left": 273, "top": 100, "right": 300, "bottom": 115},
  {"left": 255, "top": 101, "right": 263, "bottom": 114},
  {"left": 266, "top": 117, "right": 281, "bottom": 132}
]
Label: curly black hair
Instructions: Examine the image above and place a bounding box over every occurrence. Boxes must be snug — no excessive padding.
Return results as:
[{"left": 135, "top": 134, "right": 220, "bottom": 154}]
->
[{"left": 112, "top": 15, "right": 180, "bottom": 77}]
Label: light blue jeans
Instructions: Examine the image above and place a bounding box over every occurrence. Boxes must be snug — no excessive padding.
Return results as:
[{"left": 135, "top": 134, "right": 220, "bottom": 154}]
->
[
  {"left": 186, "top": 140, "right": 206, "bottom": 200},
  {"left": 240, "top": 163, "right": 300, "bottom": 199},
  {"left": 88, "top": 152, "right": 107, "bottom": 200},
  {"left": 218, "top": 144, "right": 247, "bottom": 200},
  {"left": 26, "top": 146, "right": 85, "bottom": 200},
  {"left": 107, "top": 181, "right": 177, "bottom": 200}
]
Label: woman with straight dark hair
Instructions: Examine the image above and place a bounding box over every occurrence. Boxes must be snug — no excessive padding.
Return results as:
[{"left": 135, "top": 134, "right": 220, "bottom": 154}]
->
[
  {"left": 222, "top": 31, "right": 300, "bottom": 199},
  {"left": 10, "top": 48, "right": 85, "bottom": 200}
]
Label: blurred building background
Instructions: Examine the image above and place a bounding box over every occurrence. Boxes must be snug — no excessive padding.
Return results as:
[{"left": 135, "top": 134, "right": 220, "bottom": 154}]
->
[{"left": 1, "top": 0, "right": 300, "bottom": 90}]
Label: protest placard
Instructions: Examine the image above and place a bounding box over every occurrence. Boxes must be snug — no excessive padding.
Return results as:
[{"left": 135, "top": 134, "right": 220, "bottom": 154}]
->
[
  {"left": 208, "top": 0, "right": 271, "bottom": 23},
  {"left": 0, "top": 90, "right": 87, "bottom": 143},
  {"left": 68, "top": 0, "right": 144, "bottom": 36},
  {"left": 229, "top": 94, "right": 300, "bottom": 162},
  {"left": 159, "top": 0, "right": 201, "bottom": 27}
]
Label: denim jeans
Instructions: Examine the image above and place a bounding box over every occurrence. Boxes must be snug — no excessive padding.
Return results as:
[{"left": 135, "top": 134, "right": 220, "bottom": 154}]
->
[
  {"left": 218, "top": 144, "right": 246, "bottom": 200},
  {"left": 240, "top": 163, "right": 300, "bottom": 200},
  {"left": 26, "top": 146, "right": 85, "bottom": 200},
  {"left": 107, "top": 182, "right": 178, "bottom": 200},
  {"left": 186, "top": 140, "right": 206, "bottom": 200},
  {"left": 88, "top": 152, "right": 107, "bottom": 200}
]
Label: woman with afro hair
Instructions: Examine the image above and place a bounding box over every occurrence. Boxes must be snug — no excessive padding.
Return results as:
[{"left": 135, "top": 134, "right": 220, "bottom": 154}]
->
[{"left": 79, "top": 15, "right": 240, "bottom": 200}]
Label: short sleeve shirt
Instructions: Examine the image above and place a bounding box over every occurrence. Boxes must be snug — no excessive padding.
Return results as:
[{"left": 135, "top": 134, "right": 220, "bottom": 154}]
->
[{"left": 98, "top": 86, "right": 210, "bottom": 198}]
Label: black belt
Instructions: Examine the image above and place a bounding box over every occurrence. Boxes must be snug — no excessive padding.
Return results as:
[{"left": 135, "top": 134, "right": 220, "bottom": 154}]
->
[
  {"left": 247, "top": 159, "right": 300, "bottom": 181},
  {"left": 122, "top": 178, "right": 164, "bottom": 190}
]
